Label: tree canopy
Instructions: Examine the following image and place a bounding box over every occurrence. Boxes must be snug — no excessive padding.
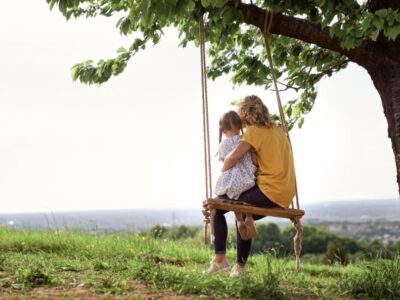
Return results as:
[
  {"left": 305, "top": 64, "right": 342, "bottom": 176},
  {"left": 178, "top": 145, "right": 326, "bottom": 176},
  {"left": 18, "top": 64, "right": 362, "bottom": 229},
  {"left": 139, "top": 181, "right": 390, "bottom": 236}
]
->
[{"left": 47, "top": 0, "right": 400, "bottom": 129}]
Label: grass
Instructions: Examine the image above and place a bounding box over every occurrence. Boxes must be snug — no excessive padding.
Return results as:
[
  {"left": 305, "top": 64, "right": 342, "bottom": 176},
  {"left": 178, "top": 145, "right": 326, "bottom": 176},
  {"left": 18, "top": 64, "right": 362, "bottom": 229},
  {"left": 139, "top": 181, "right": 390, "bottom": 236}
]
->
[
  {"left": 0, "top": 227, "right": 399, "bottom": 299},
  {"left": 338, "top": 255, "right": 400, "bottom": 299}
]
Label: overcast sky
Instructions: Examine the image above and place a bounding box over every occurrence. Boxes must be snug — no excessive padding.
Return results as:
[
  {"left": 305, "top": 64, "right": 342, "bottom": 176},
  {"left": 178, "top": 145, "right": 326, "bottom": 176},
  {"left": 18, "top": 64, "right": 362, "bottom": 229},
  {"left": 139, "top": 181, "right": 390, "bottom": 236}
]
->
[{"left": 0, "top": 1, "right": 397, "bottom": 213}]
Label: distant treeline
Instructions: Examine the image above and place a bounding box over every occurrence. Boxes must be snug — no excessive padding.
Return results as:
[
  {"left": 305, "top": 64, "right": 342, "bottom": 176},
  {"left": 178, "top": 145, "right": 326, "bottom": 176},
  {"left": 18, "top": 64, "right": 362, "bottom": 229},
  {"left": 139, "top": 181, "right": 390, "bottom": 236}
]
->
[{"left": 144, "top": 223, "right": 400, "bottom": 265}]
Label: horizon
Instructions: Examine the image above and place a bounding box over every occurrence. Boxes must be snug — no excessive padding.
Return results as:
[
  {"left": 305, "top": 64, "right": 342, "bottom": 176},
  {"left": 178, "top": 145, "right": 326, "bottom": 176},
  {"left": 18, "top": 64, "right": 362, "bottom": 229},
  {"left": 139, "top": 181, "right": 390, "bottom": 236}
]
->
[
  {"left": 0, "top": 197, "right": 398, "bottom": 215},
  {"left": 1, "top": 198, "right": 399, "bottom": 235}
]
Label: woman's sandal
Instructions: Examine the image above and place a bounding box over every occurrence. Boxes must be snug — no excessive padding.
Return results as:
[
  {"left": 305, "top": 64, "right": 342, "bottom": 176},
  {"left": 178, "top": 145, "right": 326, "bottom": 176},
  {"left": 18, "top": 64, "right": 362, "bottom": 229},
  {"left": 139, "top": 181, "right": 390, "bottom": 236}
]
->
[
  {"left": 206, "top": 259, "right": 230, "bottom": 275},
  {"left": 230, "top": 264, "right": 246, "bottom": 278}
]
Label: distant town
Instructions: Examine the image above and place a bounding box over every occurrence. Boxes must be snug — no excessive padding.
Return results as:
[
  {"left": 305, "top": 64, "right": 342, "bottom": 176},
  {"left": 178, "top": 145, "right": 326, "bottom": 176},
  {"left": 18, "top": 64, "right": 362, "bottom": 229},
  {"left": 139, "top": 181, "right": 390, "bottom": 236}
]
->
[{"left": 1, "top": 199, "right": 399, "bottom": 243}]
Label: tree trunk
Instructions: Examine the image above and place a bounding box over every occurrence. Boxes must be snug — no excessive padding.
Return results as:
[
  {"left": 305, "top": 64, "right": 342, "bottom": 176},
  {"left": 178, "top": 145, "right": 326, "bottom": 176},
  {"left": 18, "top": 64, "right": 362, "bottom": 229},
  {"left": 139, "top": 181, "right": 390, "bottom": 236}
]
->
[{"left": 367, "top": 62, "right": 400, "bottom": 195}]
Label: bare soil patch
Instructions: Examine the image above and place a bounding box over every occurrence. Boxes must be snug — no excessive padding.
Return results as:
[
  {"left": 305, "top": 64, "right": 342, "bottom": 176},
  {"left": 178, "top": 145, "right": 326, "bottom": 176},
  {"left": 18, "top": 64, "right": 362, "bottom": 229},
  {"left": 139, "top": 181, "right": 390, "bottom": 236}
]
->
[{"left": 0, "top": 280, "right": 218, "bottom": 299}]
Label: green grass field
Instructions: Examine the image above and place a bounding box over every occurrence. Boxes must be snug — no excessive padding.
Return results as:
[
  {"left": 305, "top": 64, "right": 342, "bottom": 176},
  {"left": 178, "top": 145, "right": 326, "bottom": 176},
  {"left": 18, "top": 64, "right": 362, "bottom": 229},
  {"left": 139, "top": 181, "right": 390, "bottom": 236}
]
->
[{"left": 0, "top": 227, "right": 399, "bottom": 299}]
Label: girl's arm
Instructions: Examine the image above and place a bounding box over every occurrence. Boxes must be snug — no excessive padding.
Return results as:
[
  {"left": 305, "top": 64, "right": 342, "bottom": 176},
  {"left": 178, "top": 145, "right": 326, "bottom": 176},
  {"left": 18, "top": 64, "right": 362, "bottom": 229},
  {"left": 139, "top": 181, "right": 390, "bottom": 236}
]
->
[{"left": 221, "top": 141, "right": 252, "bottom": 171}]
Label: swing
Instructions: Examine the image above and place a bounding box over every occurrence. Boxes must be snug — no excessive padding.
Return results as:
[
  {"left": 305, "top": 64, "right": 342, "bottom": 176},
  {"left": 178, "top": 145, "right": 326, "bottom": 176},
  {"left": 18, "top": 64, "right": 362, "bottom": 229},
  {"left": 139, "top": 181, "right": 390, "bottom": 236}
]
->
[{"left": 199, "top": 11, "right": 305, "bottom": 271}]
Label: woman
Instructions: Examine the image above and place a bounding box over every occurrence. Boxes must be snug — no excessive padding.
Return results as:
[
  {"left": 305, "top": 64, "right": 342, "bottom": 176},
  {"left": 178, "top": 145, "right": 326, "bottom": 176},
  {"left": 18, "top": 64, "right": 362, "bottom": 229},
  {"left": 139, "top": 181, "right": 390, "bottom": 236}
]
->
[{"left": 208, "top": 95, "right": 296, "bottom": 277}]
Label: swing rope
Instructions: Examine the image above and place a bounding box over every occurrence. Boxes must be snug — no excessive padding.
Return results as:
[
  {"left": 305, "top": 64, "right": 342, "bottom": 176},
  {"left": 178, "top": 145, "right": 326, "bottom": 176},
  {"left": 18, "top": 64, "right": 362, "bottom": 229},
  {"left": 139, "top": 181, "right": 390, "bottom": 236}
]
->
[
  {"left": 200, "top": 15, "right": 213, "bottom": 244},
  {"left": 200, "top": 15, "right": 212, "bottom": 200},
  {"left": 261, "top": 11, "right": 303, "bottom": 270},
  {"left": 262, "top": 11, "right": 300, "bottom": 210}
]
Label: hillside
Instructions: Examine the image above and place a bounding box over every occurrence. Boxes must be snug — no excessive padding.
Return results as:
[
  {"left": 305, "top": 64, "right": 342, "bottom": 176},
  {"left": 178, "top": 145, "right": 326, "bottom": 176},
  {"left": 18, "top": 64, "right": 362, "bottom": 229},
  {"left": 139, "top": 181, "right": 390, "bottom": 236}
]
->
[{"left": 0, "top": 228, "right": 399, "bottom": 299}]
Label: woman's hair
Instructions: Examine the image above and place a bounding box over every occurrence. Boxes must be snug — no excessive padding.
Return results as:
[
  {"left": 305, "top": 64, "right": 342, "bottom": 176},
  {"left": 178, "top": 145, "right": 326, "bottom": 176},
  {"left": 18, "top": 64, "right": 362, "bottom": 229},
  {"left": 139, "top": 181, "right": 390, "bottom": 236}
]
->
[
  {"left": 238, "top": 95, "right": 274, "bottom": 128},
  {"left": 219, "top": 110, "right": 242, "bottom": 143}
]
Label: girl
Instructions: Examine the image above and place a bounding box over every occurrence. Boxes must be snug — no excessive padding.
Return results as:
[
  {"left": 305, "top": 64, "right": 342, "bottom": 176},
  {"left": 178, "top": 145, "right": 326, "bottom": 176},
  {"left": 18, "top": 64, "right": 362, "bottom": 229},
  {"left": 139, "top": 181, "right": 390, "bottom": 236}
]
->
[{"left": 214, "top": 111, "right": 258, "bottom": 242}]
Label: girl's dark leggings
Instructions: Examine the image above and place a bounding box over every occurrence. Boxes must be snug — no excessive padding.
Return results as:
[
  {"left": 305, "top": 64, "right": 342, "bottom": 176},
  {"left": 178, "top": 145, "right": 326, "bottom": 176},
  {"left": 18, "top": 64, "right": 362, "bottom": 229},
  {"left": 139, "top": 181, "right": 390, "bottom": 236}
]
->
[{"left": 213, "top": 185, "right": 277, "bottom": 266}]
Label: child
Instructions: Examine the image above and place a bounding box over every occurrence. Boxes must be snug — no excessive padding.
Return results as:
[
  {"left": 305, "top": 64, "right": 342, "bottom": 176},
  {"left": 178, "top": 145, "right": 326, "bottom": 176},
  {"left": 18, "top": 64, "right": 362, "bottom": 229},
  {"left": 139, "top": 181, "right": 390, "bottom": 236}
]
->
[{"left": 214, "top": 111, "right": 258, "bottom": 240}]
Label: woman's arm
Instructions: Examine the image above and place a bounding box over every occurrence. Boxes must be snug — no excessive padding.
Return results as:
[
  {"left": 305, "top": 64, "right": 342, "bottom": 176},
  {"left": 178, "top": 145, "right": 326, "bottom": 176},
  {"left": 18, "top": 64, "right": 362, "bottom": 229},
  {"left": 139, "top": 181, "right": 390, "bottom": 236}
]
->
[{"left": 221, "top": 141, "right": 252, "bottom": 171}]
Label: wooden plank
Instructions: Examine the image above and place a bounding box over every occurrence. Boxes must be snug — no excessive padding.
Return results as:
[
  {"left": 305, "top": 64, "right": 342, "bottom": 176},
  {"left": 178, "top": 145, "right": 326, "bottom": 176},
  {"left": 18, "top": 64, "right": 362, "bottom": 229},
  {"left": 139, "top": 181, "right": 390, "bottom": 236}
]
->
[{"left": 204, "top": 198, "right": 304, "bottom": 219}]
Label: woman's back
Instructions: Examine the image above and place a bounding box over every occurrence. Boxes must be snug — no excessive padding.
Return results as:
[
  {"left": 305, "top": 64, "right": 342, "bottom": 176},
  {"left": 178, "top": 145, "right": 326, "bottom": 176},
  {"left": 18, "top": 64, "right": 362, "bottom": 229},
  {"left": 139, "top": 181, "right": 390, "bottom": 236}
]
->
[{"left": 242, "top": 125, "right": 295, "bottom": 208}]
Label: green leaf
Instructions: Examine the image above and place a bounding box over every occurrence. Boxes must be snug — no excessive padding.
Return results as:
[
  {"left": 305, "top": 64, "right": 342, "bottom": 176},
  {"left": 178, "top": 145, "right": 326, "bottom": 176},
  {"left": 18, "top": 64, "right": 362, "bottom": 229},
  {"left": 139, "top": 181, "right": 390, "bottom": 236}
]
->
[
  {"left": 201, "top": 0, "right": 212, "bottom": 7},
  {"left": 321, "top": 14, "right": 334, "bottom": 28},
  {"left": 298, "top": 117, "right": 305, "bottom": 128},
  {"left": 140, "top": 1, "right": 152, "bottom": 27},
  {"left": 361, "top": 15, "right": 373, "bottom": 31},
  {"left": 71, "top": 64, "right": 81, "bottom": 81},
  {"left": 373, "top": 16, "right": 385, "bottom": 31},
  {"left": 213, "top": 0, "right": 229, "bottom": 8},
  {"left": 117, "top": 47, "right": 127, "bottom": 53},
  {"left": 386, "top": 10, "right": 396, "bottom": 26},
  {"left": 340, "top": 35, "right": 356, "bottom": 49},
  {"left": 329, "top": 22, "right": 342, "bottom": 38},
  {"left": 285, "top": 105, "right": 292, "bottom": 117},
  {"left": 230, "top": 99, "right": 241, "bottom": 106},
  {"left": 369, "top": 29, "right": 380, "bottom": 41},
  {"left": 386, "top": 24, "right": 400, "bottom": 40},
  {"left": 49, "top": 0, "right": 57, "bottom": 10},
  {"left": 293, "top": 105, "right": 301, "bottom": 118},
  {"left": 375, "top": 9, "right": 388, "bottom": 19},
  {"left": 222, "top": 7, "right": 239, "bottom": 23}
]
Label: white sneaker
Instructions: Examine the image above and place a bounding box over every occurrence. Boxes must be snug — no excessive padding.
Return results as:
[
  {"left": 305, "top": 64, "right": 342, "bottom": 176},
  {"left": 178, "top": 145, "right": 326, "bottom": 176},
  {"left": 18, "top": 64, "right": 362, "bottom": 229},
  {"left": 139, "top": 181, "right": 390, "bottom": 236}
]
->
[{"left": 230, "top": 264, "right": 245, "bottom": 278}]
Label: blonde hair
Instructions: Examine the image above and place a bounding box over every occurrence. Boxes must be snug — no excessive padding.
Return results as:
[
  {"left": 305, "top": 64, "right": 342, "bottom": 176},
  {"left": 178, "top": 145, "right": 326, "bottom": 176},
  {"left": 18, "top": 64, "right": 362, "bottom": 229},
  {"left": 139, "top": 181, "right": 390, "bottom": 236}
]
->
[
  {"left": 238, "top": 95, "right": 274, "bottom": 128},
  {"left": 219, "top": 110, "right": 242, "bottom": 143}
]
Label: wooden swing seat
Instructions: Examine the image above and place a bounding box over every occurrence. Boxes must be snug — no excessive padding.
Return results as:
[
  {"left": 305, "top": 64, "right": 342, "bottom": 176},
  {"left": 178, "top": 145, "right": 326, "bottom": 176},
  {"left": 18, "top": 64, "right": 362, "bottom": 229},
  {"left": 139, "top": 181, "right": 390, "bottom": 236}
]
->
[{"left": 204, "top": 198, "right": 304, "bottom": 220}]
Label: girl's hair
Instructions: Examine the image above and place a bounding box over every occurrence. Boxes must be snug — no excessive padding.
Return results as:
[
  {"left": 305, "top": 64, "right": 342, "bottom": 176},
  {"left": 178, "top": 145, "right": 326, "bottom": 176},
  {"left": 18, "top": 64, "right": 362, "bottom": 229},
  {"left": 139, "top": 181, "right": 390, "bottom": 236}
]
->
[
  {"left": 219, "top": 110, "right": 242, "bottom": 143},
  {"left": 238, "top": 95, "right": 274, "bottom": 128}
]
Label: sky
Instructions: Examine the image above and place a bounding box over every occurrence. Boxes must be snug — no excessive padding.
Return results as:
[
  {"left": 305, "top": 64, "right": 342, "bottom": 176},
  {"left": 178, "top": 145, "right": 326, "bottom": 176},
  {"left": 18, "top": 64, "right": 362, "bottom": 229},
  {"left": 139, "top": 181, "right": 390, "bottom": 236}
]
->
[{"left": 0, "top": 1, "right": 398, "bottom": 213}]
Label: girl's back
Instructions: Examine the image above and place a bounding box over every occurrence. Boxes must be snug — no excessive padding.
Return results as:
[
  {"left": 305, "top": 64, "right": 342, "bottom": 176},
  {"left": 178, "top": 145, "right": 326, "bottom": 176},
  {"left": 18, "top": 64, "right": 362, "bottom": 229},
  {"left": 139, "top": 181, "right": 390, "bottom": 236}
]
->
[{"left": 215, "top": 135, "right": 256, "bottom": 200}]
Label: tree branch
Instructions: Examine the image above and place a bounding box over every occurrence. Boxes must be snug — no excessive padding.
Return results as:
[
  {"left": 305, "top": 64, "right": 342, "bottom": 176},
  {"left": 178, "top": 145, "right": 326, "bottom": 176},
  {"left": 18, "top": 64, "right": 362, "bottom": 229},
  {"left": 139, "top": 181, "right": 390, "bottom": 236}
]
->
[
  {"left": 275, "top": 80, "right": 300, "bottom": 92},
  {"left": 367, "top": 0, "right": 400, "bottom": 12},
  {"left": 237, "top": 2, "right": 374, "bottom": 67}
]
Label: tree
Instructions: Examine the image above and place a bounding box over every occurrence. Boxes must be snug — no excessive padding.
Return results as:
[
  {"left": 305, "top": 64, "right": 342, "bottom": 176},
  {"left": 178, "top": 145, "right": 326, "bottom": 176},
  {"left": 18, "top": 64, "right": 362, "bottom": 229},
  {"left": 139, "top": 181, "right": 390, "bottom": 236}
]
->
[
  {"left": 148, "top": 224, "right": 169, "bottom": 239},
  {"left": 252, "top": 223, "right": 282, "bottom": 254},
  {"left": 326, "top": 240, "right": 349, "bottom": 265},
  {"left": 47, "top": 0, "right": 400, "bottom": 193},
  {"left": 281, "top": 224, "right": 333, "bottom": 254},
  {"left": 171, "top": 225, "right": 200, "bottom": 239}
]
